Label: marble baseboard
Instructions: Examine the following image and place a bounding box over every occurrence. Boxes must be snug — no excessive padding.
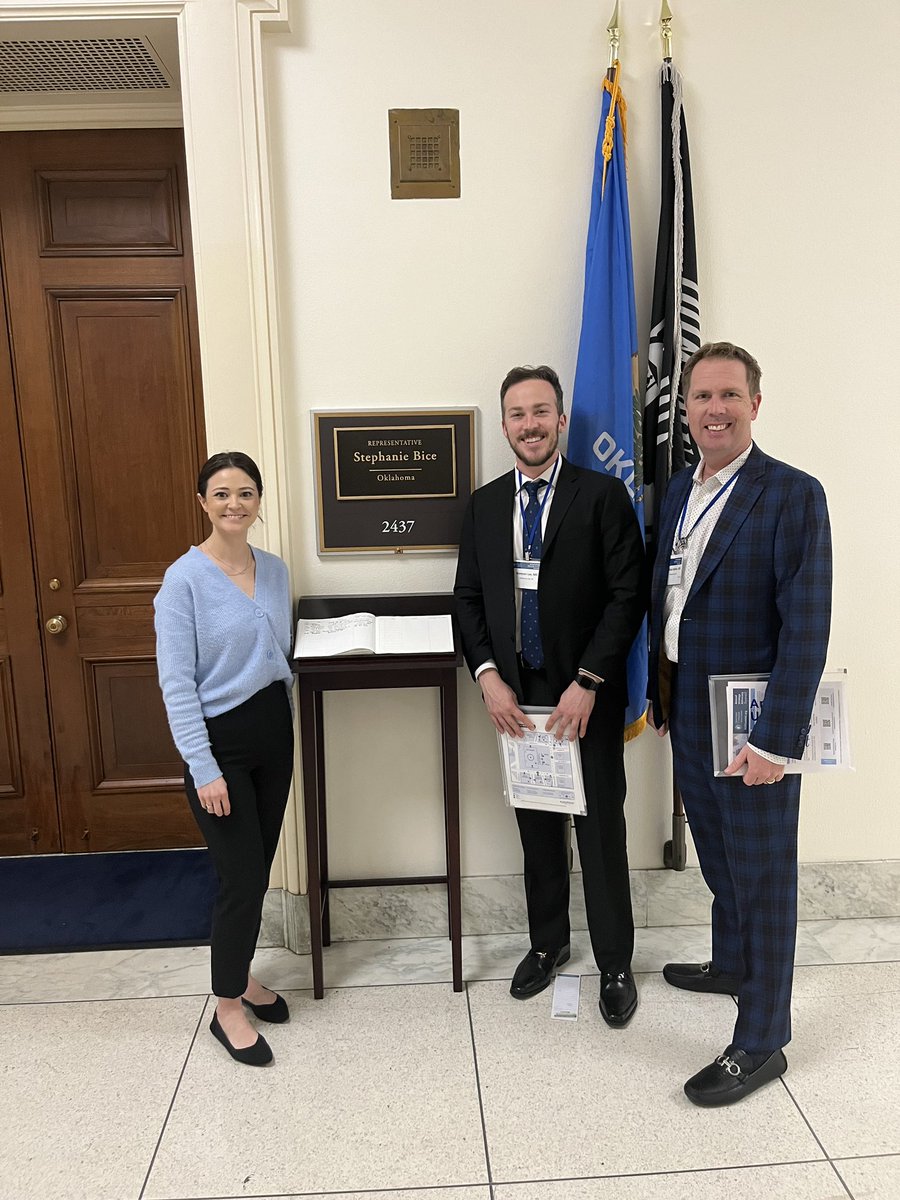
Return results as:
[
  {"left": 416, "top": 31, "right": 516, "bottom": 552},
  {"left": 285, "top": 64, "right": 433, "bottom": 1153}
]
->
[
  {"left": 284, "top": 887, "right": 311, "bottom": 954},
  {"left": 271, "top": 860, "right": 900, "bottom": 948},
  {"left": 258, "top": 888, "right": 285, "bottom": 948}
]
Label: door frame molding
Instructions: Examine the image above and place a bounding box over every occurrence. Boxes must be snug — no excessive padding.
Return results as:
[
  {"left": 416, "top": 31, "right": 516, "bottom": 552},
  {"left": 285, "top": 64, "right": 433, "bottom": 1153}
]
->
[{"left": 0, "top": 0, "right": 304, "bottom": 893}]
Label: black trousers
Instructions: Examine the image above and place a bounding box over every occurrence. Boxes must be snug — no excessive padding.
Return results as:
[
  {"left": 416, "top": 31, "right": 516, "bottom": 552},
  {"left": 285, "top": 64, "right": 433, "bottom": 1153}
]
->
[
  {"left": 515, "top": 666, "right": 634, "bottom": 972},
  {"left": 185, "top": 681, "right": 294, "bottom": 998}
]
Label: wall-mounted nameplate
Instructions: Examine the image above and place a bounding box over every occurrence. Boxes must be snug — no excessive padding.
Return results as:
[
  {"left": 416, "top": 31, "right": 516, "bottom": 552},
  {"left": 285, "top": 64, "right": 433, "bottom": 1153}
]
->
[{"left": 313, "top": 409, "right": 475, "bottom": 554}]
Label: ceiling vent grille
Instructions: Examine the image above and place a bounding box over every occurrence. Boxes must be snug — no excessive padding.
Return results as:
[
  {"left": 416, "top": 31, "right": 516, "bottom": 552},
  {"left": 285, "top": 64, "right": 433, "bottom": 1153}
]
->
[{"left": 0, "top": 37, "right": 172, "bottom": 93}]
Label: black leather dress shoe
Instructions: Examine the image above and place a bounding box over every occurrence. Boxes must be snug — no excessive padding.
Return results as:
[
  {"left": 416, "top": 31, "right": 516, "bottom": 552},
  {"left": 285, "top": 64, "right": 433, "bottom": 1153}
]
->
[
  {"left": 662, "top": 961, "right": 742, "bottom": 994},
  {"left": 598, "top": 969, "right": 637, "bottom": 1027},
  {"left": 684, "top": 1048, "right": 787, "bottom": 1107},
  {"left": 510, "top": 945, "right": 570, "bottom": 999},
  {"left": 210, "top": 1012, "right": 273, "bottom": 1066},
  {"left": 242, "top": 992, "right": 290, "bottom": 1023}
]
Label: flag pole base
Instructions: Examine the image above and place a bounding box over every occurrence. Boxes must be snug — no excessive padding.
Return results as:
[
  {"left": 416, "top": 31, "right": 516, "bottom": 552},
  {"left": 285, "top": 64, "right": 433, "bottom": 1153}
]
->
[{"left": 663, "top": 813, "right": 687, "bottom": 871}]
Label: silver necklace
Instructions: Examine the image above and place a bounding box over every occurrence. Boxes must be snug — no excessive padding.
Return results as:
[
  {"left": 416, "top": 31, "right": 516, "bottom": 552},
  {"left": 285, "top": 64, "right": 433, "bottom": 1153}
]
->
[{"left": 205, "top": 545, "right": 254, "bottom": 576}]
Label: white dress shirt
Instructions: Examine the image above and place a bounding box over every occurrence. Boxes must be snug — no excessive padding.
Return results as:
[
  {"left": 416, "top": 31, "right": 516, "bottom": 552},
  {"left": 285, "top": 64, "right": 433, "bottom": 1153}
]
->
[{"left": 474, "top": 455, "right": 560, "bottom": 679}]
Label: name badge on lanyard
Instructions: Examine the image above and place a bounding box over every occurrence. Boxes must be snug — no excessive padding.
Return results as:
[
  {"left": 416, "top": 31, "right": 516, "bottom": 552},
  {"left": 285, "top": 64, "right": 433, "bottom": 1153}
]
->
[
  {"left": 516, "top": 460, "right": 558, "bottom": 594},
  {"left": 667, "top": 465, "right": 745, "bottom": 589},
  {"left": 514, "top": 559, "right": 540, "bottom": 590}
]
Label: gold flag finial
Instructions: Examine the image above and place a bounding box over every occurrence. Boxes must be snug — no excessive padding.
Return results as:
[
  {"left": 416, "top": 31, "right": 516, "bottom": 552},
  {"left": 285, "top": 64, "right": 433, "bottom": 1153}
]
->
[
  {"left": 607, "top": 0, "right": 620, "bottom": 70},
  {"left": 660, "top": 0, "right": 673, "bottom": 61}
]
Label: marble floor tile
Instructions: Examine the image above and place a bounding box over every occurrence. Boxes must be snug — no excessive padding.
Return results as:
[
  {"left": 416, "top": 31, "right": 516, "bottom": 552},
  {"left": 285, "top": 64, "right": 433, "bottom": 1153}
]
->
[
  {"left": 0, "top": 916, "right": 867, "bottom": 1007},
  {"left": 143, "top": 986, "right": 487, "bottom": 1198},
  {"left": 261, "top": 1191, "right": 491, "bottom": 1200},
  {"left": 494, "top": 1161, "right": 849, "bottom": 1199},
  {"left": 318, "top": 932, "right": 460, "bottom": 986},
  {"left": 468, "top": 975, "right": 822, "bottom": 1184},
  {"left": 0, "top": 944, "right": 309, "bottom": 1004},
  {"left": 632, "top": 923, "right": 713, "bottom": 972},
  {"left": 780, "top": 963, "right": 900, "bottom": 1158},
  {"left": 0, "top": 995, "right": 204, "bottom": 1200},
  {"left": 835, "top": 1154, "right": 900, "bottom": 1198}
]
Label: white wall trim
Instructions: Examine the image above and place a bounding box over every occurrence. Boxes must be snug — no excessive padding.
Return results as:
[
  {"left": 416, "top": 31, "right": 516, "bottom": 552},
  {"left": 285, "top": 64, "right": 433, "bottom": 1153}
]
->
[
  {"left": 0, "top": 102, "right": 183, "bottom": 130},
  {"left": 233, "top": 0, "right": 302, "bottom": 893}
]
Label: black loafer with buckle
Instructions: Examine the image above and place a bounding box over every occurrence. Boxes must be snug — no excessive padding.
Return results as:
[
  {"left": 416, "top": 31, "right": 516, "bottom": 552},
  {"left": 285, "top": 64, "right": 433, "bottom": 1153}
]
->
[
  {"left": 663, "top": 961, "right": 742, "bottom": 995},
  {"left": 684, "top": 1047, "right": 787, "bottom": 1107},
  {"left": 510, "top": 945, "right": 571, "bottom": 999}
]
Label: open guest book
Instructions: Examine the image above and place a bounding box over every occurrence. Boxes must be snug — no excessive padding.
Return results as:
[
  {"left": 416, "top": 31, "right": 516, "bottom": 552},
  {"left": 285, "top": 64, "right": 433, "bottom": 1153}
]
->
[{"left": 293, "top": 611, "right": 454, "bottom": 658}]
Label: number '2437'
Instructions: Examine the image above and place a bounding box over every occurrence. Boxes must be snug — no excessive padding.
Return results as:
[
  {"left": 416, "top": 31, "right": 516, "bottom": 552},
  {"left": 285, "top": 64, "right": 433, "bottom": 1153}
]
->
[{"left": 381, "top": 519, "right": 415, "bottom": 535}]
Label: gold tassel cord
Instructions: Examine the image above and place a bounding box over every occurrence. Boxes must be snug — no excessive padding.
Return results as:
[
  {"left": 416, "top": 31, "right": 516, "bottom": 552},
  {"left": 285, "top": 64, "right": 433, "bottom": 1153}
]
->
[
  {"left": 624, "top": 710, "right": 647, "bottom": 744},
  {"left": 600, "top": 59, "right": 628, "bottom": 198}
]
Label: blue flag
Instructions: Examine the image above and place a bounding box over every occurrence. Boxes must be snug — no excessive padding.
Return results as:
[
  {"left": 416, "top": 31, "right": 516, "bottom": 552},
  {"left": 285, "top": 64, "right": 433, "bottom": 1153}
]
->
[{"left": 567, "top": 69, "right": 646, "bottom": 740}]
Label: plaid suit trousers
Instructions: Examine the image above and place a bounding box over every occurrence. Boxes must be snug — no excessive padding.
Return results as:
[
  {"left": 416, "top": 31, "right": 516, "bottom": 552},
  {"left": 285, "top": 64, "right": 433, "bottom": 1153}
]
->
[{"left": 671, "top": 663, "right": 800, "bottom": 1054}]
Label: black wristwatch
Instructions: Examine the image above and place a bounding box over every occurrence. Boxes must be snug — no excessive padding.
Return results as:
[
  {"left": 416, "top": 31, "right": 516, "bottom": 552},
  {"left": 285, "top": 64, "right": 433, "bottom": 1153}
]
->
[{"left": 575, "top": 673, "right": 600, "bottom": 692}]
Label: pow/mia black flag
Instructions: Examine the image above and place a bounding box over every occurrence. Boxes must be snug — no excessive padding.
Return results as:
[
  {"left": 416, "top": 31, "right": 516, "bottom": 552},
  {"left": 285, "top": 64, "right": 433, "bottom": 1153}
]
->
[{"left": 642, "top": 61, "right": 701, "bottom": 550}]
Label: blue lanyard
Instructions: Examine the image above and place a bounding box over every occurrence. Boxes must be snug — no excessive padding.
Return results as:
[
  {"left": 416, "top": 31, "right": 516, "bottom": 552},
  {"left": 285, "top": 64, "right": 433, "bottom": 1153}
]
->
[
  {"left": 676, "top": 466, "right": 744, "bottom": 548},
  {"left": 518, "top": 458, "right": 559, "bottom": 560}
]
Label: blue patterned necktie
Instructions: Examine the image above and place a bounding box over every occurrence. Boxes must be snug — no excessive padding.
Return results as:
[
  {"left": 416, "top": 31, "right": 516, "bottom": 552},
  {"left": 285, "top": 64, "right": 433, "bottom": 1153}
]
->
[{"left": 520, "top": 478, "right": 547, "bottom": 669}]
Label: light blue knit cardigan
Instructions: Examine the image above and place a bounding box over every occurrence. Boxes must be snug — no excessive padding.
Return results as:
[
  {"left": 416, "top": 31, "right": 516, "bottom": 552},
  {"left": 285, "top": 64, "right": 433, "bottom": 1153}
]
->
[{"left": 154, "top": 545, "right": 293, "bottom": 787}]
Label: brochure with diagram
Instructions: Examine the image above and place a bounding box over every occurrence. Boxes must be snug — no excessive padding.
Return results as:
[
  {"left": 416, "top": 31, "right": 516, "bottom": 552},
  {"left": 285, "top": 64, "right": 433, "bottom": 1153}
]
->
[
  {"left": 497, "top": 707, "right": 587, "bottom": 815},
  {"left": 708, "top": 669, "right": 851, "bottom": 776}
]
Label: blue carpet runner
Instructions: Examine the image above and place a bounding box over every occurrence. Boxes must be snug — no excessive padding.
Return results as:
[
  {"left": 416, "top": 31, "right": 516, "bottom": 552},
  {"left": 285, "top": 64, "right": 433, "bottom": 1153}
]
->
[{"left": 0, "top": 849, "right": 217, "bottom": 953}]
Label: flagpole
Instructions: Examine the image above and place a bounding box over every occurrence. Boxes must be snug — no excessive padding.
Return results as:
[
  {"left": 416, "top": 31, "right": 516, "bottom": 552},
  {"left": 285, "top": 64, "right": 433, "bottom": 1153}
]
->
[
  {"left": 655, "top": 0, "right": 688, "bottom": 873},
  {"left": 606, "top": 0, "right": 620, "bottom": 73},
  {"left": 660, "top": 0, "right": 673, "bottom": 62},
  {"left": 648, "top": 0, "right": 691, "bottom": 873}
]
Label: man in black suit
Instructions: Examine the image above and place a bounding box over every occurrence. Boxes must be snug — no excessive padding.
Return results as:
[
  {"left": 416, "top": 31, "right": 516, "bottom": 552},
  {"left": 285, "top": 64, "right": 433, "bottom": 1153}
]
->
[{"left": 454, "top": 365, "right": 645, "bottom": 1026}]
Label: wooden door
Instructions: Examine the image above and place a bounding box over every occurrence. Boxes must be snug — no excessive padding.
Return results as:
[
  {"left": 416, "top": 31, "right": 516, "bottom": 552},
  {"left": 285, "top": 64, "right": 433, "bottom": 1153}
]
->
[{"left": 0, "top": 128, "right": 207, "bottom": 853}]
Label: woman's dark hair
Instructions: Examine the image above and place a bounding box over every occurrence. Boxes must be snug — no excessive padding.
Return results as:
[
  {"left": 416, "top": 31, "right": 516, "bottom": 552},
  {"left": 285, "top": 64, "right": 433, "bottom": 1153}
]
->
[{"left": 197, "top": 451, "right": 264, "bottom": 498}]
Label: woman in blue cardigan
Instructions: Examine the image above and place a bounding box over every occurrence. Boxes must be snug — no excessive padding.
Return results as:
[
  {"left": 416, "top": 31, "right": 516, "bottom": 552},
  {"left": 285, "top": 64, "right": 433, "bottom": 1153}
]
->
[{"left": 155, "top": 451, "right": 294, "bottom": 1066}]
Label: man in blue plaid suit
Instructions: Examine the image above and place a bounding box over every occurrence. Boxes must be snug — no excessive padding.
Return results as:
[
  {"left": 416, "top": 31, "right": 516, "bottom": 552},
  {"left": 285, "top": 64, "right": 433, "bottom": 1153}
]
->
[{"left": 648, "top": 341, "right": 832, "bottom": 1107}]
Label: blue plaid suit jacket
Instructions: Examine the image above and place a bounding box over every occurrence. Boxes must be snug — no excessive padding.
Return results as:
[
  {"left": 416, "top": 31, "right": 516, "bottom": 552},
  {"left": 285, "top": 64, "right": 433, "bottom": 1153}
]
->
[{"left": 648, "top": 444, "right": 832, "bottom": 759}]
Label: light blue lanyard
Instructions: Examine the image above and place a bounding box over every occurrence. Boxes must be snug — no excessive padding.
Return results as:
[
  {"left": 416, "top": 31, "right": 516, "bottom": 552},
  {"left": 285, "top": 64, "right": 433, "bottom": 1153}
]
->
[
  {"left": 518, "top": 458, "right": 559, "bottom": 560},
  {"left": 676, "top": 467, "right": 743, "bottom": 549}
]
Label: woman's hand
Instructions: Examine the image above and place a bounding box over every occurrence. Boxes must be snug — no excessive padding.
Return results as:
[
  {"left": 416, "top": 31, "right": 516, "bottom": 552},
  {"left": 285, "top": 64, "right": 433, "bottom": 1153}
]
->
[{"left": 197, "top": 776, "right": 230, "bottom": 817}]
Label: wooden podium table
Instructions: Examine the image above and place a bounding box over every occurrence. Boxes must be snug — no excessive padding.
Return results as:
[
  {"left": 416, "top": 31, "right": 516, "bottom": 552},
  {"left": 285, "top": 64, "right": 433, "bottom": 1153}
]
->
[{"left": 294, "top": 594, "right": 463, "bottom": 998}]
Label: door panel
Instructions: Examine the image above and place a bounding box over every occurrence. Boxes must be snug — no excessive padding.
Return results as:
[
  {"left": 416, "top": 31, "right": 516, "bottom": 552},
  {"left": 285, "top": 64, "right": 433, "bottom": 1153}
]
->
[
  {"left": 38, "top": 169, "right": 182, "bottom": 255},
  {"left": 53, "top": 292, "right": 201, "bottom": 579},
  {"left": 0, "top": 128, "right": 207, "bottom": 853},
  {"left": 0, "top": 660, "right": 24, "bottom": 797}
]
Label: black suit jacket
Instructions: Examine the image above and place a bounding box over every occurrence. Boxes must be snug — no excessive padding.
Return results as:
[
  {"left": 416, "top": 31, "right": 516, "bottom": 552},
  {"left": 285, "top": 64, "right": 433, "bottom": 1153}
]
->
[{"left": 453, "top": 458, "right": 646, "bottom": 709}]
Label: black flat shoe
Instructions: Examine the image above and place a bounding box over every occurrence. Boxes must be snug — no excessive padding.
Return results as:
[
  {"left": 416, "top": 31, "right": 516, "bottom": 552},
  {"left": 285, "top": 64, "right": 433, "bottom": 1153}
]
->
[
  {"left": 598, "top": 969, "right": 638, "bottom": 1027},
  {"left": 210, "top": 1012, "right": 273, "bottom": 1066},
  {"left": 684, "top": 1048, "right": 787, "bottom": 1107},
  {"left": 241, "top": 992, "right": 290, "bottom": 1023},
  {"left": 663, "top": 961, "right": 742, "bottom": 995},
  {"left": 510, "top": 945, "right": 571, "bottom": 1000}
]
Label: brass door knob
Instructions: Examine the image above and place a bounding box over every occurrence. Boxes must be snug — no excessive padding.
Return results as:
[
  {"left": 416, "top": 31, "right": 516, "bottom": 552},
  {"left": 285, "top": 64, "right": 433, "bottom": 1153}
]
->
[{"left": 45, "top": 615, "right": 68, "bottom": 635}]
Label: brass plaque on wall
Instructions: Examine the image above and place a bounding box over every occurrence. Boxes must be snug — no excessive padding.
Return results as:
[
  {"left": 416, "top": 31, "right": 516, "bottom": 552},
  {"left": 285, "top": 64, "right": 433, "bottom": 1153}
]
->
[
  {"left": 313, "top": 409, "right": 475, "bottom": 554},
  {"left": 388, "top": 108, "right": 460, "bottom": 199}
]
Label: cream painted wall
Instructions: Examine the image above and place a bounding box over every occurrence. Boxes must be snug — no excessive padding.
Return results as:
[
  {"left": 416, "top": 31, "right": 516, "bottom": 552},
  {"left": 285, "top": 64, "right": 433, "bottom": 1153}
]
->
[{"left": 263, "top": 0, "right": 900, "bottom": 876}]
